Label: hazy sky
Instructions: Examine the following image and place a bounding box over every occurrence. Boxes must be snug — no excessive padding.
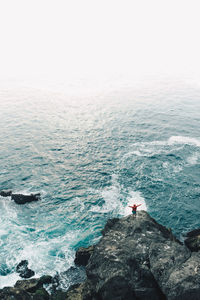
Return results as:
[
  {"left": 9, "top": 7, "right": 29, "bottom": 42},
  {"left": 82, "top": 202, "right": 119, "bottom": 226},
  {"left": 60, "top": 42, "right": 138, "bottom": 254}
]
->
[{"left": 1, "top": 0, "right": 200, "bottom": 85}]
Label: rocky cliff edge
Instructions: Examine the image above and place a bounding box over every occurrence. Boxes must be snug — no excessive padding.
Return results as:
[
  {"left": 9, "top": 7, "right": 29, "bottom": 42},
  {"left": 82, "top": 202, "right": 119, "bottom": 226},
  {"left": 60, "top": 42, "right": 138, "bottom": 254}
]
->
[
  {"left": 72, "top": 211, "right": 200, "bottom": 300},
  {"left": 1, "top": 211, "right": 200, "bottom": 300}
]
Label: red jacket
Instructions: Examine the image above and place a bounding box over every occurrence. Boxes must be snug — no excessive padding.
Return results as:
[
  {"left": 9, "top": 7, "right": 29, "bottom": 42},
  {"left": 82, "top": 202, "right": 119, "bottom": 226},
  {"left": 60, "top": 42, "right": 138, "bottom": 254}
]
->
[{"left": 129, "top": 204, "right": 141, "bottom": 211}]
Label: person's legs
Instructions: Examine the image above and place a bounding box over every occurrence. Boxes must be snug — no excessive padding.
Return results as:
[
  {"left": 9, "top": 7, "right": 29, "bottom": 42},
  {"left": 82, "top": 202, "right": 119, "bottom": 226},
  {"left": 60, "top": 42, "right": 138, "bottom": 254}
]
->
[{"left": 132, "top": 211, "right": 136, "bottom": 217}]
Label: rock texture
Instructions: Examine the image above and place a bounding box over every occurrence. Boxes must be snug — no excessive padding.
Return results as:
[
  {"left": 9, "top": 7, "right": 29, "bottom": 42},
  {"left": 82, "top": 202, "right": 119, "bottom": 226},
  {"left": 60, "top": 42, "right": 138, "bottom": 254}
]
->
[
  {"left": 72, "top": 211, "right": 200, "bottom": 300},
  {"left": 11, "top": 193, "right": 41, "bottom": 204},
  {"left": 75, "top": 246, "right": 94, "bottom": 266},
  {"left": 0, "top": 276, "right": 52, "bottom": 299},
  {"left": 184, "top": 228, "right": 200, "bottom": 252},
  {"left": 16, "top": 260, "right": 35, "bottom": 279},
  {"left": 1, "top": 211, "right": 200, "bottom": 299},
  {"left": 51, "top": 266, "right": 86, "bottom": 293},
  {"left": 0, "top": 190, "right": 41, "bottom": 204},
  {"left": 0, "top": 190, "right": 12, "bottom": 197}
]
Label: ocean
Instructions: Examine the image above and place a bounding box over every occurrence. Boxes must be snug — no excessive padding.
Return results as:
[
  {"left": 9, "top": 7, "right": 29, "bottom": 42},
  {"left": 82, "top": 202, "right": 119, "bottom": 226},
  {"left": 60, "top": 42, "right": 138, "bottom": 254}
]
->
[{"left": 0, "top": 78, "right": 200, "bottom": 289}]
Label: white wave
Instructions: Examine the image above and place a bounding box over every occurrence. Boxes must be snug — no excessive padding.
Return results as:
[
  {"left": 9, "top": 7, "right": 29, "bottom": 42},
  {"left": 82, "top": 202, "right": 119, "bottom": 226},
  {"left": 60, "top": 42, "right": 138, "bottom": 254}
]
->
[
  {"left": 90, "top": 175, "right": 147, "bottom": 218},
  {"left": 186, "top": 153, "right": 199, "bottom": 165},
  {"left": 126, "top": 136, "right": 200, "bottom": 158},
  {"left": 122, "top": 136, "right": 200, "bottom": 174},
  {"left": 173, "top": 165, "right": 183, "bottom": 173},
  {"left": 0, "top": 273, "right": 20, "bottom": 289},
  {"left": 168, "top": 136, "right": 200, "bottom": 147},
  {"left": 19, "top": 236, "right": 75, "bottom": 277},
  {"left": 90, "top": 174, "right": 124, "bottom": 214},
  {"left": 162, "top": 162, "right": 169, "bottom": 168},
  {"left": 0, "top": 196, "right": 78, "bottom": 288}
]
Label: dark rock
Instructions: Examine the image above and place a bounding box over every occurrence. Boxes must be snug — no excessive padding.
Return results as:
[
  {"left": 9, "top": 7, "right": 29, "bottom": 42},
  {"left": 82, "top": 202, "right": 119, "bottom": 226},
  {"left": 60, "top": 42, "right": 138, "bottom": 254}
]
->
[
  {"left": 33, "top": 288, "right": 49, "bottom": 300},
  {"left": 75, "top": 245, "right": 94, "bottom": 266},
  {"left": 0, "top": 287, "right": 30, "bottom": 300},
  {"left": 50, "top": 290, "right": 68, "bottom": 300},
  {"left": 22, "top": 268, "right": 35, "bottom": 279},
  {"left": 39, "top": 275, "right": 53, "bottom": 285},
  {"left": 16, "top": 260, "right": 29, "bottom": 271},
  {"left": 159, "top": 251, "right": 200, "bottom": 300},
  {"left": 11, "top": 193, "right": 41, "bottom": 204},
  {"left": 14, "top": 278, "right": 41, "bottom": 293},
  {"left": 64, "top": 283, "right": 84, "bottom": 300},
  {"left": 0, "top": 190, "right": 12, "bottom": 197},
  {"left": 185, "top": 228, "right": 200, "bottom": 252},
  {"left": 2, "top": 211, "right": 200, "bottom": 299},
  {"left": 186, "top": 228, "right": 200, "bottom": 238},
  {"left": 101, "top": 217, "right": 119, "bottom": 236},
  {"left": 52, "top": 266, "right": 86, "bottom": 292},
  {"left": 0, "top": 275, "right": 52, "bottom": 299},
  {"left": 16, "top": 260, "right": 35, "bottom": 278},
  {"left": 75, "top": 211, "right": 200, "bottom": 300}
]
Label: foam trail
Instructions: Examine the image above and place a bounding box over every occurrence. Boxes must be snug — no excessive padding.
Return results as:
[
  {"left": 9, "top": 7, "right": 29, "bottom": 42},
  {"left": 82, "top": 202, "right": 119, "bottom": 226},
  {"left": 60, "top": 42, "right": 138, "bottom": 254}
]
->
[
  {"left": 0, "top": 273, "right": 20, "bottom": 289},
  {"left": 186, "top": 153, "right": 199, "bottom": 165},
  {"left": 90, "top": 174, "right": 124, "bottom": 214},
  {"left": 168, "top": 136, "right": 200, "bottom": 147}
]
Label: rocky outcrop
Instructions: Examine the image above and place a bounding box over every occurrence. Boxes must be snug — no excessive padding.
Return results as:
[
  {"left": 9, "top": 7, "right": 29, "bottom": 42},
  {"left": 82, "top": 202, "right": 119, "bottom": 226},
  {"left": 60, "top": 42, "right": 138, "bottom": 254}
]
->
[
  {"left": 1, "top": 211, "right": 200, "bottom": 299},
  {"left": 74, "top": 246, "right": 94, "bottom": 266},
  {"left": 0, "top": 190, "right": 12, "bottom": 197},
  {"left": 71, "top": 211, "right": 200, "bottom": 300},
  {"left": 184, "top": 228, "right": 200, "bottom": 252},
  {"left": 16, "top": 260, "right": 35, "bottom": 279},
  {"left": 50, "top": 284, "right": 84, "bottom": 300},
  {"left": 0, "top": 287, "right": 31, "bottom": 300},
  {"left": 11, "top": 193, "right": 41, "bottom": 204},
  {"left": 51, "top": 266, "right": 86, "bottom": 293},
  {"left": 0, "top": 276, "right": 52, "bottom": 299},
  {"left": 0, "top": 190, "right": 41, "bottom": 204}
]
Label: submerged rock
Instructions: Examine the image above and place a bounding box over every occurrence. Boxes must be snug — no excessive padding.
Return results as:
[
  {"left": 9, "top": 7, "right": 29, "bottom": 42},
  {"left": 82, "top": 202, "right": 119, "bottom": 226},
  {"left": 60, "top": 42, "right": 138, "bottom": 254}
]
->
[
  {"left": 11, "top": 193, "right": 41, "bottom": 204},
  {"left": 0, "top": 190, "right": 12, "bottom": 197},
  {"left": 184, "top": 228, "right": 200, "bottom": 252},
  {"left": 16, "top": 260, "right": 35, "bottom": 279},
  {"left": 71, "top": 211, "right": 200, "bottom": 300}
]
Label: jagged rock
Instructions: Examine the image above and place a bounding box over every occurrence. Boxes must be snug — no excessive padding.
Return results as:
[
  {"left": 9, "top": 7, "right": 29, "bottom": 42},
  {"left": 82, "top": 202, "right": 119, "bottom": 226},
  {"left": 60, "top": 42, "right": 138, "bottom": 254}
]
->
[
  {"left": 16, "top": 260, "right": 35, "bottom": 279},
  {"left": 184, "top": 228, "right": 200, "bottom": 252},
  {"left": 39, "top": 275, "right": 53, "bottom": 285},
  {"left": 2, "top": 211, "right": 200, "bottom": 299},
  {"left": 73, "top": 211, "right": 200, "bottom": 300},
  {"left": 50, "top": 290, "right": 68, "bottom": 300},
  {"left": 161, "top": 251, "right": 200, "bottom": 300},
  {"left": 64, "top": 283, "right": 84, "bottom": 300},
  {"left": 186, "top": 228, "right": 200, "bottom": 237},
  {"left": 75, "top": 246, "right": 94, "bottom": 266},
  {"left": 32, "top": 288, "right": 49, "bottom": 300},
  {"left": 52, "top": 266, "right": 86, "bottom": 293},
  {"left": 0, "top": 275, "right": 52, "bottom": 299},
  {"left": 0, "top": 190, "right": 12, "bottom": 197},
  {"left": 11, "top": 193, "right": 41, "bottom": 204},
  {"left": 0, "top": 287, "right": 30, "bottom": 300},
  {"left": 14, "top": 278, "right": 41, "bottom": 293}
]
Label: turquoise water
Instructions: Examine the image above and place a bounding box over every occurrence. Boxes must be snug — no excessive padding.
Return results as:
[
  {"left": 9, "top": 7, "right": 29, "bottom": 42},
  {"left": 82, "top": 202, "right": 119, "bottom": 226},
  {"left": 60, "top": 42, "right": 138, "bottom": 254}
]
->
[{"left": 0, "top": 80, "right": 200, "bottom": 288}]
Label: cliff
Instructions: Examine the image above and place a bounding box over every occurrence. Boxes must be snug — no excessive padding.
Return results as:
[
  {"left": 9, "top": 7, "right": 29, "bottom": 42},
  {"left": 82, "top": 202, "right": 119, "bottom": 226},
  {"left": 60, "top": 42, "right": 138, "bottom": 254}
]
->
[
  {"left": 71, "top": 211, "right": 200, "bottom": 300},
  {"left": 1, "top": 211, "right": 200, "bottom": 299}
]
